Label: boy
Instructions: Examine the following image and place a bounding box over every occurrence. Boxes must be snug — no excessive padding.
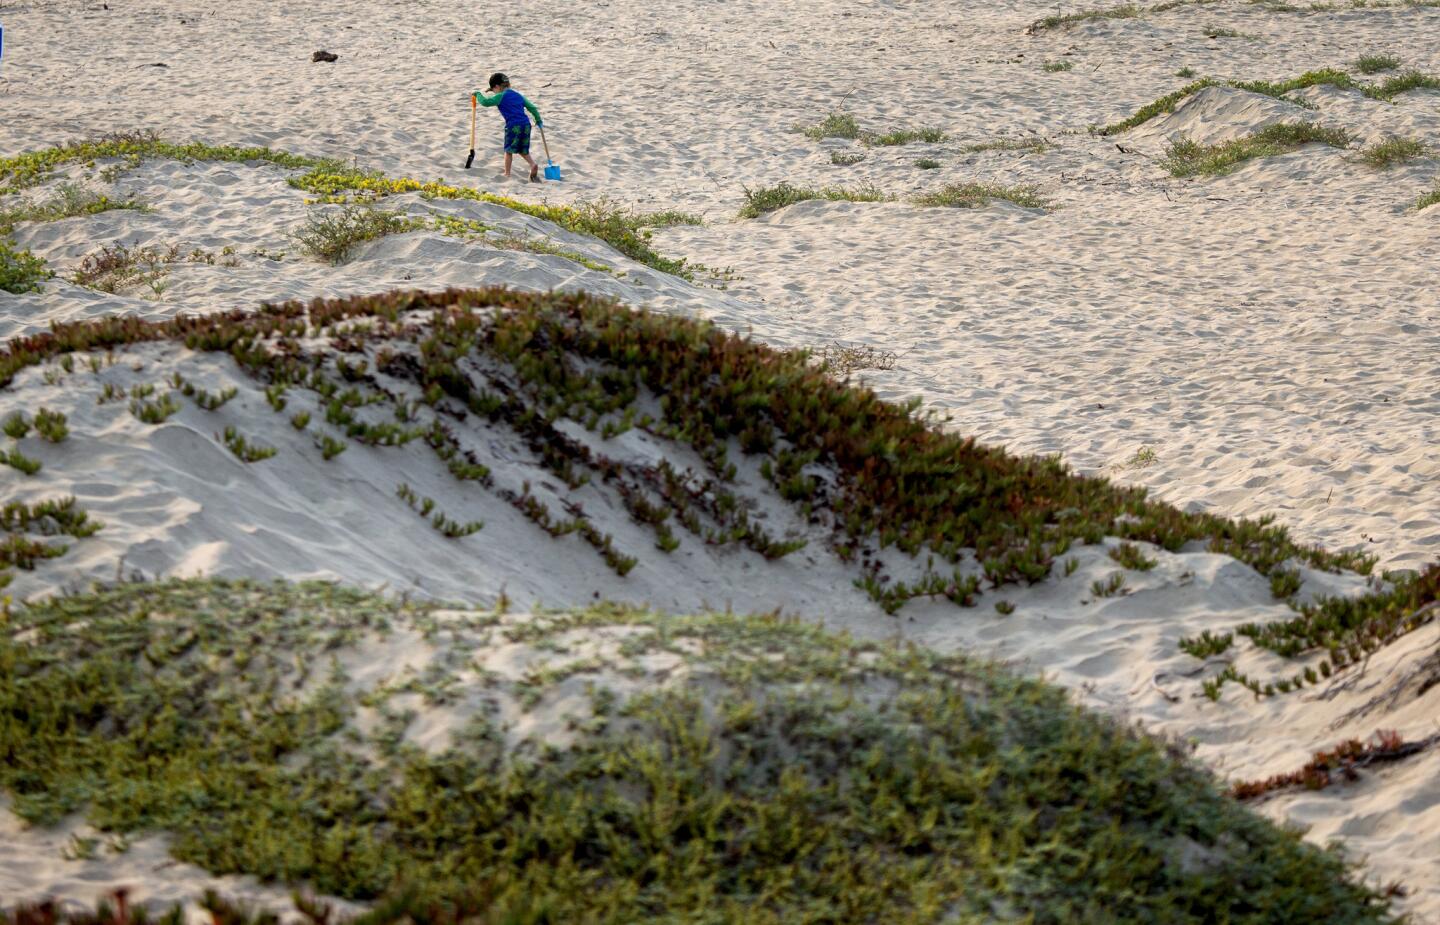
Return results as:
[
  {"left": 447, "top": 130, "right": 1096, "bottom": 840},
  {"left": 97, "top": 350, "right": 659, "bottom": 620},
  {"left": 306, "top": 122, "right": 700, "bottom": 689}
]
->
[{"left": 474, "top": 73, "right": 543, "bottom": 182}]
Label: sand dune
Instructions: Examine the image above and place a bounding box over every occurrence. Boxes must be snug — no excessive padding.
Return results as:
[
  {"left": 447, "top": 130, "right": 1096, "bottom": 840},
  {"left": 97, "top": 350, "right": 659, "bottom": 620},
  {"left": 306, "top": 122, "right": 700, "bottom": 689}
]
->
[{"left": 2, "top": 0, "right": 1439, "bottom": 919}]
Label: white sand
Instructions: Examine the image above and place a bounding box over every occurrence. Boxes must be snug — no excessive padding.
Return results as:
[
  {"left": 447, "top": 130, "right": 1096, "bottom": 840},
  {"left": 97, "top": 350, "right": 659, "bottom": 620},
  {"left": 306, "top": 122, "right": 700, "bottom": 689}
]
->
[{"left": 2, "top": 0, "right": 1439, "bottom": 919}]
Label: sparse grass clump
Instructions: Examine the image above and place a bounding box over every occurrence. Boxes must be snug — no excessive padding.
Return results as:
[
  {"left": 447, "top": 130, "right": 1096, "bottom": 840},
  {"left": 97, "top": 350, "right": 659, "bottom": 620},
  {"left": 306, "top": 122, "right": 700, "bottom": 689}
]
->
[
  {"left": 829, "top": 150, "right": 866, "bottom": 166},
  {"left": 0, "top": 239, "right": 50, "bottom": 294},
  {"left": 626, "top": 209, "right": 704, "bottom": 228},
  {"left": 1203, "top": 25, "right": 1256, "bottom": 38},
  {"left": 868, "top": 127, "right": 947, "bottom": 146},
  {"left": 1355, "top": 54, "right": 1400, "bottom": 75},
  {"left": 1109, "top": 541, "right": 1157, "bottom": 571},
  {"left": 1027, "top": 3, "right": 1144, "bottom": 32},
  {"left": 292, "top": 205, "right": 426, "bottom": 265},
  {"left": 220, "top": 425, "right": 277, "bottom": 463},
  {"left": 1369, "top": 70, "right": 1440, "bottom": 99},
  {"left": 0, "top": 578, "right": 1402, "bottom": 922},
  {"left": 738, "top": 182, "right": 889, "bottom": 218},
  {"left": 2, "top": 412, "right": 29, "bottom": 439},
  {"left": 71, "top": 242, "right": 234, "bottom": 297},
  {"left": 814, "top": 341, "right": 900, "bottom": 375},
  {"left": 34, "top": 408, "right": 68, "bottom": 442},
  {"left": 961, "top": 137, "right": 1053, "bottom": 155},
  {"left": 913, "top": 182, "right": 1051, "bottom": 210},
  {"left": 1179, "top": 629, "right": 1234, "bottom": 658},
  {"left": 1043, "top": 59, "right": 1075, "bottom": 72},
  {"left": 916, "top": 158, "right": 942, "bottom": 170},
  {"left": 1416, "top": 186, "right": 1440, "bottom": 210},
  {"left": 1162, "top": 122, "right": 1352, "bottom": 177},
  {"left": 1355, "top": 136, "right": 1432, "bottom": 168},
  {"left": 0, "top": 182, "right": 148, "bottom": 233},
  {"left": 3, "top": 446, "right": 42, "bottom": 475},
  {"left": 799, "top": 111, "right": 862, "bottom": 141}
]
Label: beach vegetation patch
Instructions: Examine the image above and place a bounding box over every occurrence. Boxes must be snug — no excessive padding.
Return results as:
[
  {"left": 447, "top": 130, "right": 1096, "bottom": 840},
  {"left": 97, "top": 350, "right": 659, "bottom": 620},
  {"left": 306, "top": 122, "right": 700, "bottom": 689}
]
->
[
  {"left": 798, "top": 111, "right": 862, "bottom": 141},
  {"left": 913, "top": 182, "right": 1052, "bottom": 210},
  {"left": 1231, "top": 729, "right": 1440, "bottom": 802},
  {"left": 0, "top": 239, "right": 50, "bottom": 294},
  {"left": 867, "top": 127, "right": 948, "bottom": 146},
  {"left": 1355, "top": 136, "right": 1433, "bottom": 168},
  {"left": 1043, "top": 59, "right": 1076, "bottom": 72},
  {"left": 961, "top": 137, "right": 1053, "bottom": 154},
  {"left": 829, "top": 150, "right": 866, "bottom": 165},
  {"left": 813, "top": 341, "right": 900, "bottom": 376},
  {"left": 1416, "top": 186, "right": 1440, "bottom": 210},
  {"left": 916, "top": 158, "right": 942, "bottom": 169},
  {"left": 0, "top": 182, "right": 148, "bottom": 234},
  {"left": 1109, "top": 541, "right": 1158, "bottom": 571},
  {"left": 1355, "top": 53, "right": 1401, "bottom": 74},
  {"left": 2, "top": 445, "right": 42, "bottom": 475},
  {"left": 1203, "top": 25, "right": 1257, "bottom": 38},
  {"left": 626, "top": 208, "right": 704, "bottom": 228},
  {"left": 292, "top": 205, "right": 426, "bottom": 265},
  {"left": 33, "top": 408, "right": 69, "bottom": 442},
  {"left": 1101, "top": 67, "right": 1440, "bottom": 135},
  {"left": 71, "top": 242, "right": 237, "bottom": 297},
  {"left": 1162, "top": 122, "right": 1352, "bottom": 177},
  {"left": 1026, "top": 3, "right": 1144, "bottom": 32},
  {"left": 0, "top": 137, "right": 698, "bottom": 281},
  {"left": 1188, "top": 563, "right": 1439, "bottom": 700},
  {"left": 1180, "top": 629, "right": 1234, "bottom": 658},
  {"left": 0, "top": 578, "right": 1402, "bottom": 922},
  {"left": 220, "top": 425, "right": 277, "bottom": 463},
  {"left": 738, "top": 182, "right": 889, "bottom": 218},
  {"left": 0, "top": 287, "right": 1380, "bottom": 615},
  {"left": 1369, "top": 70, "right": 1440, "bottom": 98}
]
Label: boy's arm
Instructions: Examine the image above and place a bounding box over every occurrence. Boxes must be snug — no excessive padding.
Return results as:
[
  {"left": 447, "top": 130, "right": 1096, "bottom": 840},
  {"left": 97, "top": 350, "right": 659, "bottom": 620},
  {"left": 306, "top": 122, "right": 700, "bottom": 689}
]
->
[
  {"left": 523, "top": 98, "right": 542, "bottom": 126},
  {"left": 474, "top": 91, "right": 504, "bottom": 107}
]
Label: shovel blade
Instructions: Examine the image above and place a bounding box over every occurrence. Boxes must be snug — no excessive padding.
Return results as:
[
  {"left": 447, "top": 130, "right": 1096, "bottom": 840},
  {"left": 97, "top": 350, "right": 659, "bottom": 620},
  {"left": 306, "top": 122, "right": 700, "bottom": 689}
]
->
[{"left": 544, "top": 164, "right": 562, "bottom": 181}]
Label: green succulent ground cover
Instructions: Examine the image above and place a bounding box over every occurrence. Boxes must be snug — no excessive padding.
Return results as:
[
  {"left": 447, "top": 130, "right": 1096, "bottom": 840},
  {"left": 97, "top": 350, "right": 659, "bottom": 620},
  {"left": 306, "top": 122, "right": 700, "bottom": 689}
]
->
[
  {"left": 1097, "top": 68, "right": 1440, "bottom": 135},
  {"left": 1162, "top": 122, "right": 1352, "bottom": 177},
  {"left": 0, "top": 578, "right": 1400, "bottom": 923},
  {"left": 0, "top": 288, "right": 1379, "bottom": 611},
  {"left": 0, "top": 136, "right": 698, "bottom": 280}
]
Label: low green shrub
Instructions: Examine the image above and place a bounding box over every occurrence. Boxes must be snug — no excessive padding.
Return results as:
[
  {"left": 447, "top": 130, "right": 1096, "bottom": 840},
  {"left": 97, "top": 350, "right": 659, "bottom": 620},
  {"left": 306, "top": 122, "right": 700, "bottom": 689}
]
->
[
  {"left": 0, "top": 239, "right": 50, "bottom": 294},
  {"left": 0, "top": 579, "right": 1401, "bottom": 922},
  {"left": 292, "top": 205, "right": 425, "bottom": 265}
]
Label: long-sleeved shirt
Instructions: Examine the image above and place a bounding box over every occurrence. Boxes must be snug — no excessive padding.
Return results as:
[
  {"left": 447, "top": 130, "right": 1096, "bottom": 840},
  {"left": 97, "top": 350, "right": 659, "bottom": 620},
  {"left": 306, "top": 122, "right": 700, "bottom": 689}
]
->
[{"left": 475, "top": 88, "right": 541, "bottom": 127}]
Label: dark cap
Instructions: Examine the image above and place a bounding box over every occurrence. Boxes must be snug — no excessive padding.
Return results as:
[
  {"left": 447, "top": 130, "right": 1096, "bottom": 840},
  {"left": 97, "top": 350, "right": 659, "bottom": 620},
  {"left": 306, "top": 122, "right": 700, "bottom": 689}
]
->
[{"left": 488, "top": 72, "right": 508, "bottom": 90}]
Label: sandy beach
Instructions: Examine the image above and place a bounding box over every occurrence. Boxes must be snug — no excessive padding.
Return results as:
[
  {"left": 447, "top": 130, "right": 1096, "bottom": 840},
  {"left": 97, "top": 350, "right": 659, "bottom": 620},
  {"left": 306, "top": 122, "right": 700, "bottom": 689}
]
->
[{"left": 2, "top": 0, "right": 1438, "bottom": 920}]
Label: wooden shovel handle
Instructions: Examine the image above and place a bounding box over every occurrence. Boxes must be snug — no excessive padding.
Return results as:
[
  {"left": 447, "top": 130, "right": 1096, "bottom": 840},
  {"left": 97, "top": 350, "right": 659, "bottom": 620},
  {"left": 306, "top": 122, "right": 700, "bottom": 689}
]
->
[
  {"left": 539, "top": 125, "right": 553, "bottom": 161},
  {"left": 470, "top": 96, "right": 477, "bottom": 148}
]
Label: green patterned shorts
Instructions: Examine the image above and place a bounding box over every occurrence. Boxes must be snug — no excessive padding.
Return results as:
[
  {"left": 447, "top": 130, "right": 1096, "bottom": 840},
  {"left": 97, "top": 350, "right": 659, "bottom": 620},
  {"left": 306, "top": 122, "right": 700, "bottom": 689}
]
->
[{"left": 504, "top": 122, "right": 531, "bottom": 155}]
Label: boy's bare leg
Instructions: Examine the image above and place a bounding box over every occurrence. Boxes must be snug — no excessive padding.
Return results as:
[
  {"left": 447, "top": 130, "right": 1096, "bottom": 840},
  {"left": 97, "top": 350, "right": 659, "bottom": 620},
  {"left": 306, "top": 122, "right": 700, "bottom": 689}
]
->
[
  {"left": 523, "top": 153, "right": 540, "bottom": 182},
  {"left": 503, "top": 153, "right": 513, "bottom": 176}
]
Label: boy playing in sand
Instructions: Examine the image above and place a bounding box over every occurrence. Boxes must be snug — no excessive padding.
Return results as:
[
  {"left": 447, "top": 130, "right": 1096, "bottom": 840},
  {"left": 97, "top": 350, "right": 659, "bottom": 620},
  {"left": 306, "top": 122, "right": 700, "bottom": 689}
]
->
[{"left": 474, "top": 72, "right": 543, "bottom": 182}]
